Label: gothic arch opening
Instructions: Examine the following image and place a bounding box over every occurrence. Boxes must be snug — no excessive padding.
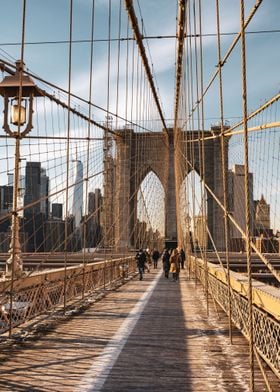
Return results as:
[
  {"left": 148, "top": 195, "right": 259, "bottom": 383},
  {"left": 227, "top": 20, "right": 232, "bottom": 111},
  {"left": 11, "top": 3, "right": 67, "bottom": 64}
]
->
[
  {"left": 135, "top": 171, "right": 165, "bottom": 249},
  {"left": 180, "top": 170, "right": 208, "bottom": 250}
]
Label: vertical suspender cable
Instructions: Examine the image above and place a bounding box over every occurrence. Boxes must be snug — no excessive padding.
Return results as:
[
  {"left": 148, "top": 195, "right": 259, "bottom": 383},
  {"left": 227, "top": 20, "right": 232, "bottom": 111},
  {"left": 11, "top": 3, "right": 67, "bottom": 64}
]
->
[
  {"left": 240, "top": 1, "right": 254, "bottom": 390},
  {"left": 104, "top": 0, "right": 112, "bottom": 257},
  {"left": 82, "top": 0, "right": 95, "bottom": 299},
  {"left": 215, "top": 0, "right": 232, "bottom": 343},
  {"left": 174, "top": 0, "right": 186, "bottom": 251},
  {"left": 193, "top": 0, "right": 209, "bottom": 315},
  {"left": 187, "top": 4, "right": 198, "bottom": 285},
  {"left": 198, "top": 0, "right": 208, "bottom": 315},
  {"left": 185, "top": 14, "right": 194, "bottom": 279},
  {"left": 115, "top": 0, "right": 122, "bottom": 129},
  {"left": 64, "top": 0, "right": 73, "bottom": 311},
  {"left": 174, "top": 0, "right": 186, "bottom": 132},
  {"left": 8, "top": 0, "right": 27, "bottom": 338}
]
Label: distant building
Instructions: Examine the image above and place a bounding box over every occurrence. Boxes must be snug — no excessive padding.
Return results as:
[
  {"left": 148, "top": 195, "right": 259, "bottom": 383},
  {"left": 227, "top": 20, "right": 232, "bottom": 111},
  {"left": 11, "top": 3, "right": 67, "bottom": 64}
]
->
[
  {"left": 44, "top": 219, "right": 65, "bottom": 252},
  {"left": 88, "top": 188, "right": 102, "bottom": 225},
  {"left": 254, "top": 194, "right": 271, "bottom": 236},
  {"left": 23, "top": 162, "right": 49, "bottom": 252},
  {"left": 24, "top": 161, "right": 41, "bottom": 216},
  {"left": 86, "top": 189, "right": 102, "bottom": 247},
  {"left": 72, "top": 159, "right": 83, "bottom": 227},
  {"left": 7, "top": 174, "right": 25, "bottom": 193},
  {"left": 52, "top": 203, "right": 63, "bottom": 220},
  {"left": 228, "top": 164, "right": 254, "bottom": 243},
  {"left": 40, "top": 168, "right": 50, "bottom": 217},
  {"left": 194, "top": 215, "right": 208, "bottom": 249},
  {"left": 0, "top": 185, "right": 13, "bottom": 214},
  {"left": 0, "top": 229, "right": 27, "bottom": 253}
]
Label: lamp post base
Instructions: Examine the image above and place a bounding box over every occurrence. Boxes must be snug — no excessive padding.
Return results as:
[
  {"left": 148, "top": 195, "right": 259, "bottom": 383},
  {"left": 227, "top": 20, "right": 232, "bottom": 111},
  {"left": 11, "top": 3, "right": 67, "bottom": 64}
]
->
[{"left": 5, "top": 254, "right": 23, "bottom": 278}]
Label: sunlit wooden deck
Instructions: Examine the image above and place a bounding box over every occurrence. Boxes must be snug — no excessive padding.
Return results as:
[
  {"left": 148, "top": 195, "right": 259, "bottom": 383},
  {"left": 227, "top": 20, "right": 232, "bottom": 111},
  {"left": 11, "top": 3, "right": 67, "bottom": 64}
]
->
[{"left": 0, "top": 268, "right": 279, "bottom": 391}]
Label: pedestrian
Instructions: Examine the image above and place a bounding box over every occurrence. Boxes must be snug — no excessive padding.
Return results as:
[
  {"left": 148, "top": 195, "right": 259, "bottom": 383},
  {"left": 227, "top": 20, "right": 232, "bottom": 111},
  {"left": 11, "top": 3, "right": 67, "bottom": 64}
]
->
[
  {"left": 135, "top": 249, "right": 146, "bottom": 280},
  {"left": 152, "top": 249, "right": 160, "bottom": 269},
  {"left": 162, "top": 248, "right": 170, "bottom": 278},
  {"left": 144, "top": 248, "right": 151, "bottom": 272},
  {"left": 179, "top": 248, "right": 185, "bottom": 269},
  {"left": 170, "top": 248, "right": 180, "bottom": 281}
]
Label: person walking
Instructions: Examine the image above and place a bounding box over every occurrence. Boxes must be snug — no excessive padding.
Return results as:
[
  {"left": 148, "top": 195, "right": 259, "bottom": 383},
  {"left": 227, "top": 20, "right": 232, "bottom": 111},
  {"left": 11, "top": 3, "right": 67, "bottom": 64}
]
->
[
  {"left": 162, "top": 248, "right": 170, "bottom": 278},
  {"left": 144, "top": 248, "right": 151, "bottom": 272},
  {"left": 135, "top": 249, "right": 146, "bottom": 281},
  {"left": 179, "top": 248, "right": 186, "bottom": 269},
  {"left": 152, "top": 249, "right": 160, "bottom": 269},
  {"left": 170, "top": 248, "right": 180, "bottom": 281}
]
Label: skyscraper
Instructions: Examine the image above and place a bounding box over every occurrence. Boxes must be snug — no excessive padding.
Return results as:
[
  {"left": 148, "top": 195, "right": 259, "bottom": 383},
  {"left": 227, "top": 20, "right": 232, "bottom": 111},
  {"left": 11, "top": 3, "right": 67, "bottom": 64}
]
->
[
  {"left": 40, "top": 168, "right": 50, "bottom": 218},
  {"left": 88, "top": 188, "right": 102, "bottom": 225},
  {"left": 194, "top": 215, "right": 208, "bottom": 249},
  {"left": 0, "top": 185, "right": 13, "bottom": 214},
  {"left": 86, "top": 189, "right": 102, "bottom": 247},
  {"left": 254, "top": 195, "right": 271, "bottom": 236},
  {"left": 23, "top": 162, "right": 49, "bottom": 217},
  {"left": 72, "top": 158, "right": 83, "bottom": 227},
  {"left": 228, "top": 164, "right": 254, "bottom": 239},
  {"left": 24, "top": 162, "right": 41, "bottom": 216},
  {"left": 23, "top": 162, "right": 50, "bottom": 251},
  {"left": 52, "top": 203, "right": 63, "bottom": 219}
]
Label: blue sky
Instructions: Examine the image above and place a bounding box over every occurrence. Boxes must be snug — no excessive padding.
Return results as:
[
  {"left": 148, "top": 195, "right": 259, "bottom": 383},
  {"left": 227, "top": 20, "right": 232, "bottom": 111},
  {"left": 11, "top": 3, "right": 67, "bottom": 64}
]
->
[{"left": 0, "top": 1, "right": 279, "bottom": 123}]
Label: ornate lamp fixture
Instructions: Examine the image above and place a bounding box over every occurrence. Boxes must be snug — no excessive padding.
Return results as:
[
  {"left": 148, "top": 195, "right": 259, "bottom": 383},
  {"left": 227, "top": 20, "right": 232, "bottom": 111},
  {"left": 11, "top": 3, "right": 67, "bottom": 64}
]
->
[{"left": 0, "top": 60, "right": 41, "bottom": 277}]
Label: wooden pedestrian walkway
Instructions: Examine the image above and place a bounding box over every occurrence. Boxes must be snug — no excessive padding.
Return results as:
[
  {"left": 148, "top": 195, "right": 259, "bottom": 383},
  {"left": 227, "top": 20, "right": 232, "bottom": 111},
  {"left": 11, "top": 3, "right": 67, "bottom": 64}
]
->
[{"left": 0, "top": 268, "right": 279, "bottom": 391}]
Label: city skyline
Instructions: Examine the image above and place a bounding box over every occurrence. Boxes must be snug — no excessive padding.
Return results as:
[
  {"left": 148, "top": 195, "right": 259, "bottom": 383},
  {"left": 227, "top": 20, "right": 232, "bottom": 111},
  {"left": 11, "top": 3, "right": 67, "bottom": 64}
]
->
[
  {"left": 1, "top": 155, "right": 276, "bottom": 241},
  {"left": 0, "top": 1, "right": 279, "bottom": 250}
]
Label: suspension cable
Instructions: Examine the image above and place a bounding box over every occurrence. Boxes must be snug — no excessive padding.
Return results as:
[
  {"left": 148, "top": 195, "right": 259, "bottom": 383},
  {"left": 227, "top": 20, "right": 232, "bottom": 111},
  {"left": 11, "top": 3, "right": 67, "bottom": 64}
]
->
[
  {"left": 174, "top": 0, "right": 186, "bottom": 130},
  {"left": 215, "top": 0, "right": 233, "bottom": 343},
  {"left": 124, "top": 0, "right": 167, "bottom": 131},
  {"left": 63, "top": 0, "right": 73, "bottom": 312},
  {"left": 240, "top": 1, "right": 254, "bottom": 389}
]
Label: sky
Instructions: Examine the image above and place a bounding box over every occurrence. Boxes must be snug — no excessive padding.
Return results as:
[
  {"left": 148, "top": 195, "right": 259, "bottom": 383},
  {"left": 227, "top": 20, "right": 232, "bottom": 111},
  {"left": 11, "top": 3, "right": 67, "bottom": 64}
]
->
[
  {"left": 0, "top": 1, "right": 277, "bottom": 122},
  {"left": 0, "top": 0, "right": 279, "bottom": 129},
  {"left": 0, "top": 0, "right": 279, "bottom": 233}
]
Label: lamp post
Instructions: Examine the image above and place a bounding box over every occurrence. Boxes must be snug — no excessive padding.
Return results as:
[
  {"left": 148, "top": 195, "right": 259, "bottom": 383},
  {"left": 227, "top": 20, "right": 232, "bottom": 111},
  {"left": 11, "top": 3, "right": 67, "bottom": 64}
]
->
[{"left": 0, "top": 60, "right": 40, "bottom": 278}]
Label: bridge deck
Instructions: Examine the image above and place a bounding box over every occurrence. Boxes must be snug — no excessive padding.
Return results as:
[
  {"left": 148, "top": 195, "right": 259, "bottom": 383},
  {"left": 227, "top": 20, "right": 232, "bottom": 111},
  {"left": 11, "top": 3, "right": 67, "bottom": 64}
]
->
[{"left": 0, "top": 268, "right": 279, "bottom": 391}]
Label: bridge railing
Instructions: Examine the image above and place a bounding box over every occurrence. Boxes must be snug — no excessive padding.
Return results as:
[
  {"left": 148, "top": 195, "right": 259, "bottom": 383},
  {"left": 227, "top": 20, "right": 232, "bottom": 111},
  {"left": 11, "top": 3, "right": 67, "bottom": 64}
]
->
[
  {"left": 0, "top": 256, "right": 136, "bottom": 335},
  {"left": 189, "top": 255, "right": 280, "bottom": 379}
]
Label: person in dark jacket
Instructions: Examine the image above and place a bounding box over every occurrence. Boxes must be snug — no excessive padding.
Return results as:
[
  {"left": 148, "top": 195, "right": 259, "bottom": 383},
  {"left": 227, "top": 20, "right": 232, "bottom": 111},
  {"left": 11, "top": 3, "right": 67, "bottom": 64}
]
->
[
  {"left": 179, "top": 248, "right": 186, "bottom": 269},
  {"left": 135, "top": 249, "right": 146, "bottom": 280},
  {"left": 162, "top": 249, "right": 170, "bottom": 279},
  {"left": 152, "top": 249, "right": 160, "bottom": 269}
]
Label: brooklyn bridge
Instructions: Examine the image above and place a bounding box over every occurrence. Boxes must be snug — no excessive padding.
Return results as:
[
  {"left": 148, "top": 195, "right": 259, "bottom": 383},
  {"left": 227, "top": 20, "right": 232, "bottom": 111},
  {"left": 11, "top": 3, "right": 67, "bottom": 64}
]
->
[{"left": 0, "top": 1, "right": 279, "bottom": 391}]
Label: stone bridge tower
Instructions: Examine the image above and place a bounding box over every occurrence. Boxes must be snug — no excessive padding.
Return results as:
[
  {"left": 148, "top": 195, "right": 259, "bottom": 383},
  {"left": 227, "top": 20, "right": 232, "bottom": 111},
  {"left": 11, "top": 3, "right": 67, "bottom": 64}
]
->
[{"left": 110, "top": 128, "right": 227, "bottom": 251}]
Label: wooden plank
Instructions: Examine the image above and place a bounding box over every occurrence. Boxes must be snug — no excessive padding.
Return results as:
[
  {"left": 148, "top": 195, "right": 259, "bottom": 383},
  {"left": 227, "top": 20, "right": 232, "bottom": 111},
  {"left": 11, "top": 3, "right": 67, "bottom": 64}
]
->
[{"left": 0, "top": 268, "right": 279, "bottom": 391}]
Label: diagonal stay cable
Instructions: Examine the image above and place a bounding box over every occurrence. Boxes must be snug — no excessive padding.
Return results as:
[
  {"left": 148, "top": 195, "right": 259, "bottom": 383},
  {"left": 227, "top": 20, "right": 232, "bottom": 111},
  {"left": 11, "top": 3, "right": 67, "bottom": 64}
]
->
[
  {"left": 124, "top": 0, "right": 167, "bottom": 132},
  {"left": 0, "top": 59, "right": 153, "bottom": 135},
  {"left": 183, "top": 0, "right": 263, "bottom": 130},
  {"left": 174, "top": 0, "right": 187, "bottom": 131}
]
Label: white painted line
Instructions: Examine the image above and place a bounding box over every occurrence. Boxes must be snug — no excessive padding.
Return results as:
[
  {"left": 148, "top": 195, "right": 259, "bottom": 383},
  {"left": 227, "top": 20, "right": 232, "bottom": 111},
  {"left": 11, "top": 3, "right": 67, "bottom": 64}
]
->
[{"left": 76, "top": 270, "right": 162, "bottom": 392}]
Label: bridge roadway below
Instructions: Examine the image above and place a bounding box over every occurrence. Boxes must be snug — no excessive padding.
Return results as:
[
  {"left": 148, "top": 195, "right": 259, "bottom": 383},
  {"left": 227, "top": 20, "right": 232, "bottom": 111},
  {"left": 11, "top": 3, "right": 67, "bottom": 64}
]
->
[{"left": 0, "top": 268, "right": 279, "bottom": 391}]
